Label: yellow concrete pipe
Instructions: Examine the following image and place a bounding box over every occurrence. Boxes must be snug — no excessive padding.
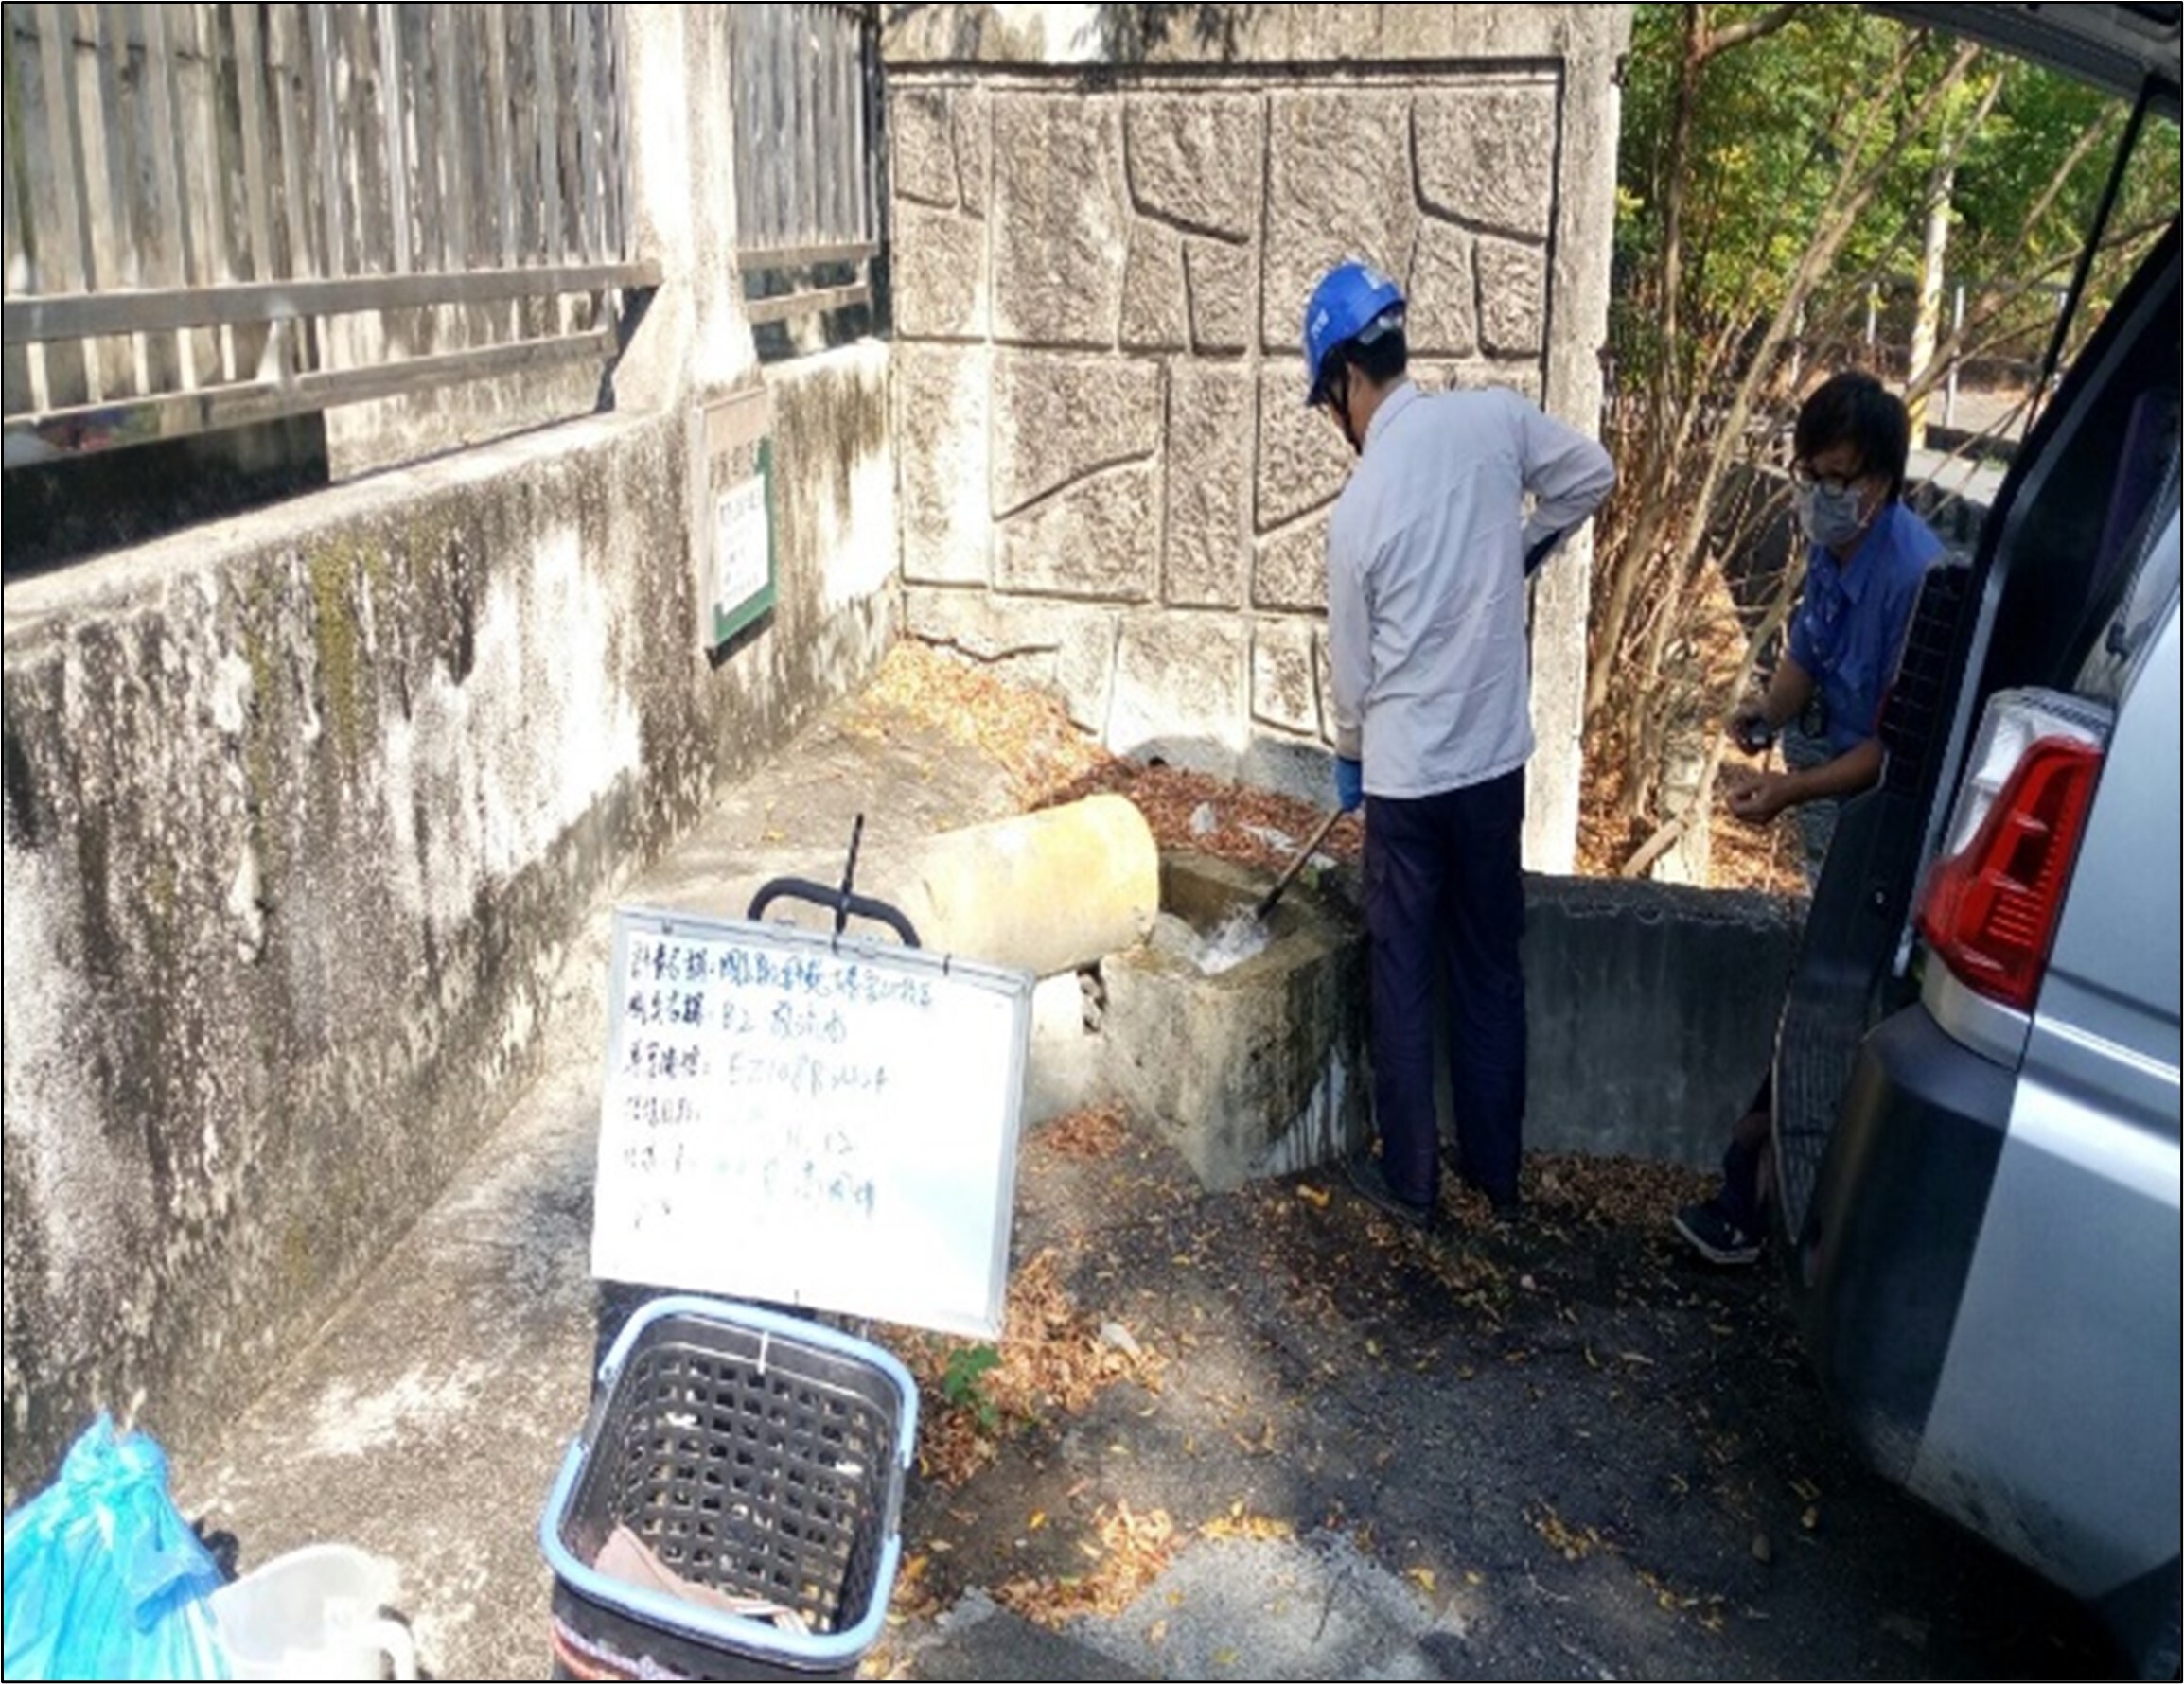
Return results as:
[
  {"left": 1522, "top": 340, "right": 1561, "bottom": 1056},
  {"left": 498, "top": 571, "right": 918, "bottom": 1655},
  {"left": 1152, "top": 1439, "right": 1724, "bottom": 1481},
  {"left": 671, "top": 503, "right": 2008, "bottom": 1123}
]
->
[
  {"left": 873, "top": 793, "right": 1159, "bottom": 978},
  {"left": 723, "top": 793, "right": 1161, "bottom": 977}
]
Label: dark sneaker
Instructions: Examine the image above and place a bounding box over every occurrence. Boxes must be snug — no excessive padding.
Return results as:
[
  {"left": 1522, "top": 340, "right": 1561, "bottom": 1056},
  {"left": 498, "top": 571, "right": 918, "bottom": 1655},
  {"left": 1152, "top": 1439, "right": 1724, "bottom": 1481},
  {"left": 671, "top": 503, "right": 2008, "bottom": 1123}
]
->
[
  {"left": 1673, "top": 1200, "right": 1763, "bottom": 1266},
  {"left": 1345, "top": 1153, "right": 1435, "bottom": 1233}
]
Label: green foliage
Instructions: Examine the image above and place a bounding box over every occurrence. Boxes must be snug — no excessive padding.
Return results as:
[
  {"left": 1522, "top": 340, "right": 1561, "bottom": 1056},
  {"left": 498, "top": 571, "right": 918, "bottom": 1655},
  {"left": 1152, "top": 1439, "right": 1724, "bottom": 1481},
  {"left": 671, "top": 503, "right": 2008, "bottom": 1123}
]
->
[
  {"left": 1590, "top": 4, "right": 2181, "bottom": 863},
  {"left": 940, "top": 1343, "right": 1002, "bottom": 1433},
  {"left": 1614, "top": 3, "right": 2179, "bottom": 389}
]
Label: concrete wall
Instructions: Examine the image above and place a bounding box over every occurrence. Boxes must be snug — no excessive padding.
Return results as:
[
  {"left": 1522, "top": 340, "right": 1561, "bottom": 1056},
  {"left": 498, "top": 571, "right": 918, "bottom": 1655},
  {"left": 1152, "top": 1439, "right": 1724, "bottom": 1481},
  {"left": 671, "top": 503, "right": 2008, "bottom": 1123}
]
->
[
  {"left": 1521, "top": 877, "right": 1804, "bottom": 1167},
  {"left": 883, "top": 4, "right": 1629, "bottom": 869},
  {"left": 0, "top": 8, "right": 897, "bottom": 1501},
  {"left": 1025, "top": 866, "right": 1802, "bottom": 1181}
]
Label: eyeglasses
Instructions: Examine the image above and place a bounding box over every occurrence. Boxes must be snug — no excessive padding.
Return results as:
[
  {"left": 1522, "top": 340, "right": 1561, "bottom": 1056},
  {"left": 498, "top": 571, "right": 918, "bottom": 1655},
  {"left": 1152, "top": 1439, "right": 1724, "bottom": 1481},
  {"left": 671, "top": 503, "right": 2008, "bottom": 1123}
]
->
[{"left": 1789, "top": 461, "right": 1868, "bottom": 496}]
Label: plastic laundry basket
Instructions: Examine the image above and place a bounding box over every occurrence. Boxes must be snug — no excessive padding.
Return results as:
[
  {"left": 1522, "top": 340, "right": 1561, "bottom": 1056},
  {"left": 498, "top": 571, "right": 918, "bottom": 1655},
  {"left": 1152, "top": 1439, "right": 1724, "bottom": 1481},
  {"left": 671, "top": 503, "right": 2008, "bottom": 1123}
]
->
[{"left": 538, "top": 1295, "right": 917, "bottom": 1680}]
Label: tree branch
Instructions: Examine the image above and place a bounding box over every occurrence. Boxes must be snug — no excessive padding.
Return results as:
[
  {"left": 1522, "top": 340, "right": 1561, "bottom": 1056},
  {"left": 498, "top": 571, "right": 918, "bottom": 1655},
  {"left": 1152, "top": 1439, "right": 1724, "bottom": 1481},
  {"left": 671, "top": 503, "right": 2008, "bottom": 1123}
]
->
[{"left": 1698, "top": 3, "right": 1802, "bottom": 63}]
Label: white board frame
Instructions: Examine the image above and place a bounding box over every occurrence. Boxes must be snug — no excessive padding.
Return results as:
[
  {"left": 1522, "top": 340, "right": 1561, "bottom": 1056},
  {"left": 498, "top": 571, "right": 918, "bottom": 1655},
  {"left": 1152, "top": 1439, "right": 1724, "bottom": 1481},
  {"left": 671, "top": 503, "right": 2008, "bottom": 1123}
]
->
[{"left": 590, "top": 906, "right": 1034, "bottom": 1337}]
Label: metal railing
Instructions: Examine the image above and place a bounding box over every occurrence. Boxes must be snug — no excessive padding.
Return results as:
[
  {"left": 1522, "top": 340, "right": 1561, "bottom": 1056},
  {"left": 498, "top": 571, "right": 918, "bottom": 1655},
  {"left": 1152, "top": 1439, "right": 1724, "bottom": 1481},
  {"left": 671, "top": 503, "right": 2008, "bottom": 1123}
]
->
[
  {"left": 729, "top": 2, "right": 882, "bottom": 332},
  {"left": 3, "top": 2, "right": 658, "bottom": 462}
]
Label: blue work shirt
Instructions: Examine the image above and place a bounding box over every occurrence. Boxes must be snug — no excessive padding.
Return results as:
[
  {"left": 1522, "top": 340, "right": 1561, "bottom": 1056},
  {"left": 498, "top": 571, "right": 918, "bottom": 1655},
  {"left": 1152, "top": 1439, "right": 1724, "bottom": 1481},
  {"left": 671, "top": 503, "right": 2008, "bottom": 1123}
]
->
[{"left": 1787, "top": 500, "right": 1945, "bottom": 757}]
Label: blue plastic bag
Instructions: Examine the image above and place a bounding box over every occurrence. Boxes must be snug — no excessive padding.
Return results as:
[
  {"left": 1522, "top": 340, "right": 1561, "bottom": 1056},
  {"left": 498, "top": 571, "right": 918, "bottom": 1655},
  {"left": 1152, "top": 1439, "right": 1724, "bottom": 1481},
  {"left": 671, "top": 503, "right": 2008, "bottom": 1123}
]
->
[{"left": 3, "top": 1414, "right": 228, "bottom": 1680}]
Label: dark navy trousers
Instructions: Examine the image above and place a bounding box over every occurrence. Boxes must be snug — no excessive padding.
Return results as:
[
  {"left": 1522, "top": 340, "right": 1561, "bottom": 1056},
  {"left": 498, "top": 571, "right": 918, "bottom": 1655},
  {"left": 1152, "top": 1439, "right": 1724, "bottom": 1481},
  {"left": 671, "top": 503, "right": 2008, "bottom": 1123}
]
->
[{"left": 1363, "top": 767, "right": 1528, "bottom": 1210}]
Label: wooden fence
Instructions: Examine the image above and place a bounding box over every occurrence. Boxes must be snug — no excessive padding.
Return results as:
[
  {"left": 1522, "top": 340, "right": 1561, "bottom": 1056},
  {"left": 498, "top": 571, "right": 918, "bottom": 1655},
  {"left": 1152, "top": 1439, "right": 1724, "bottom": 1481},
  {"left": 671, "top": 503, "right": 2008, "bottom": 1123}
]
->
[
  {"left": 2, "top": 2, "right": 657, "bottom": 462},
  {"left": 729, "top": 2, "right": 882, "bottom": 331}
]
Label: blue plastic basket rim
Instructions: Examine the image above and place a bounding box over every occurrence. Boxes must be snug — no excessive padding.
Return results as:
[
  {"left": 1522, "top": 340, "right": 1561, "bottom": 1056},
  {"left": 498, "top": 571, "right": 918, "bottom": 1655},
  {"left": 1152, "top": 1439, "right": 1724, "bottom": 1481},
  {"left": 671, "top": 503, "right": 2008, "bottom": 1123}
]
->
[
  {"left": 539, "top": 1461, "right": 904, "bottom": 1668},
  {"left": 537, "top": 1293, "right": 918, "bottom": 1667},
  {"left": 595, "top": 1294, "right": 919, "bottom": 1411}
]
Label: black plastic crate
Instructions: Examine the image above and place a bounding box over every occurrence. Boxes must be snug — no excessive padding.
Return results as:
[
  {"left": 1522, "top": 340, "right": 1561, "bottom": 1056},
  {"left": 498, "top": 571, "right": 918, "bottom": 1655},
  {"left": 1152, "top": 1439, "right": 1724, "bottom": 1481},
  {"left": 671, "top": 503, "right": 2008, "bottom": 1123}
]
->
[{"left": 540, "top": 1295, "right": 917, "bottom": 1680}]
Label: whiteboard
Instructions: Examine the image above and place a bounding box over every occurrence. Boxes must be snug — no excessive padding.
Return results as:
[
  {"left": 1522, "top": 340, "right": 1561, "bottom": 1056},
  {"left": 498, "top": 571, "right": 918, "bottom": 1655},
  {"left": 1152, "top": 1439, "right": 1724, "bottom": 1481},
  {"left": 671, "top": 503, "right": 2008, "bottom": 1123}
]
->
[{"left": 590, "top": 907, "right": 1035, "bottom": 1337}]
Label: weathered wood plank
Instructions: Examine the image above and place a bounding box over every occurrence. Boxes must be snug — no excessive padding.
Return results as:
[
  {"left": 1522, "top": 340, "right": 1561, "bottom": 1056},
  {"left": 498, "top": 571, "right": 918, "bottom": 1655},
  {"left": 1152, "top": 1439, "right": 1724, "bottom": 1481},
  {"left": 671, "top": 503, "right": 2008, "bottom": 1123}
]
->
[
  {"left": 8, "top": 320, "right": 617, "bottom": 448},
  {"left": 605, "top": 0, "right": 625, "bottom": 257},
  {"left": 179, "top": 4, "right": 239, "bottom": 381},
  {"left": 573, "top": 0, "right": 595, "bottom": 261},
  {"left": 377, "top": 0, "right": 409, "bottom": 271},
  {"left": 7, "top": 257, "right": 663, "bottom": 342},
  {"left": 437, "top": 2, "right": 467, "bottom": 272},
  {"left": 485, "top": 0, "right": 514, "bottom": 266},
  {"left": 532, "top": 0, "right": 556, "bottom": 262},
  {"left": 267, "top": 2, "right": 315, "bottom": 379},
  {"left": 340, "top": 3, "right": 382, "bottom": 275},
  {"left": 142, "top": 0, "right": 203, "bottom": 387},
  {"left": 269, "top": 3, "right": 309, "bottom": 278},
  {"left": 308, "top": 1, "right": 340, "bottom": 276},
  {"left": 3, "top": 9, "right": 33, "bottom": 413},
  {"left": 31, "top": 3, "right": 94, "bottom": 400},
  {"left": 742, "top": 279, "right": 868, "bottom": 325},
  {"left": 231, "top": 1, "right": 273, "bottom": 282},
  {"left": 78, "top": 0, "right": 141, "bottom": 395}
]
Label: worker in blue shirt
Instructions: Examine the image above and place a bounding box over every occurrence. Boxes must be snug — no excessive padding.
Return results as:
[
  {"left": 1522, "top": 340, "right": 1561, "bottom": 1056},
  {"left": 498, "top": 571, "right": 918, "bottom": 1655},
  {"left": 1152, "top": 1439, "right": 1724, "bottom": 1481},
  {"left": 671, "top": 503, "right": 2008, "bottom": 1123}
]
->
[
  {"left": 1718, "top": 370, "right": 1946, "bottom": 878},
  {"left": 1305, "top": 260, "right": 1615, "bottom": 1234},
  {"left": 1678, "top": 370, "right": 1945, "bottom": 1267}
]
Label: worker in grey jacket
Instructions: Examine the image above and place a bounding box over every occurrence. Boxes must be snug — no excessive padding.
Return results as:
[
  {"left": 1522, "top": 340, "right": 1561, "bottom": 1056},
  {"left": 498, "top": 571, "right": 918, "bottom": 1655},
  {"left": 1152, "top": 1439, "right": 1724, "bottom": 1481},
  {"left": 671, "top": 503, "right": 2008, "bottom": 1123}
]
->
[{"left": 1305, "top": 260, "right": 1615, "bottom": 1232}]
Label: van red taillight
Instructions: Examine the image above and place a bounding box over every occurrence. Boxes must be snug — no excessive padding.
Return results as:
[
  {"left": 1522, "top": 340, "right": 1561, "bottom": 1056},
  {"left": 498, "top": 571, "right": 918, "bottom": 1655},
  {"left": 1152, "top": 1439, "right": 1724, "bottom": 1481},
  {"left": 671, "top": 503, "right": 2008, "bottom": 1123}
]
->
[{"left": 1917, "top": 735, "right": 2104, "bottom": 1011}]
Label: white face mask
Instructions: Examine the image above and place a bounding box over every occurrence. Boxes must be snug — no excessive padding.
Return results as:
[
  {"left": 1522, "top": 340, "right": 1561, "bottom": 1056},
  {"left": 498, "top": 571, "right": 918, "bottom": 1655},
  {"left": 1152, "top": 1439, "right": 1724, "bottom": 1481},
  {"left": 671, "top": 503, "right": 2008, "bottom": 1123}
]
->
[{"left": 1796, "top": 480, "right": 1870, "bottom": 551}]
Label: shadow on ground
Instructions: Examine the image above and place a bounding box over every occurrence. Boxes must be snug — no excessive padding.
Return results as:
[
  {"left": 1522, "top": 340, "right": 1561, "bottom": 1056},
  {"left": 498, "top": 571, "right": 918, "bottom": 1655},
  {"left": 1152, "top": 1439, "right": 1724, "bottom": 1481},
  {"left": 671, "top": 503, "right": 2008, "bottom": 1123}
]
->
[{"left": 876, "top": 1116, "right": 2121, "bottom": 1680}]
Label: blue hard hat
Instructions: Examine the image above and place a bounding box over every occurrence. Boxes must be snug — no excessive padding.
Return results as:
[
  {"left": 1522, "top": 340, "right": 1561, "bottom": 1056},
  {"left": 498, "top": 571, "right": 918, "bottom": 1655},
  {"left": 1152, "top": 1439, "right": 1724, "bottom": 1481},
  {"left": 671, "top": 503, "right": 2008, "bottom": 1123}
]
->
[{"left": 1301, "top": 261, "right": 1405, "bottom": 405}]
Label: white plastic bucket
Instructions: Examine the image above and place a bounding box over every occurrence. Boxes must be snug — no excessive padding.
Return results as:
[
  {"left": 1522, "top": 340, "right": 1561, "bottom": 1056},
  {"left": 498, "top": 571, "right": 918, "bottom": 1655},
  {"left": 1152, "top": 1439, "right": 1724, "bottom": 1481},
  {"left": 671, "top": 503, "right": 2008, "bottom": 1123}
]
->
[{"left": 208, "top": 1544, "right": 417, "bottom": 1680}]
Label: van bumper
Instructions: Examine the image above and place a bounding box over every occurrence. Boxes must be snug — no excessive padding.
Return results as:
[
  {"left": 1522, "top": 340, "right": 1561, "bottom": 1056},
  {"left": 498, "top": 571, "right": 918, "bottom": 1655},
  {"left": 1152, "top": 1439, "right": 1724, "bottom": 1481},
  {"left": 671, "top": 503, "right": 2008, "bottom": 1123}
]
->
[{"left": 1782, "top": 1004, "right": 2012, "bottom": 1482}]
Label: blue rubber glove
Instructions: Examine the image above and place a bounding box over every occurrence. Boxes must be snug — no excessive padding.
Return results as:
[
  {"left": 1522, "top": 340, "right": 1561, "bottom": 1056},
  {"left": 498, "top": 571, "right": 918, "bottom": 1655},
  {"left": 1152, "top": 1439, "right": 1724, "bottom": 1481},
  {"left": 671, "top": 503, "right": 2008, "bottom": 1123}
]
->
[{"left": 1334, "top": 756, "right": 1365, "bottom": 814}]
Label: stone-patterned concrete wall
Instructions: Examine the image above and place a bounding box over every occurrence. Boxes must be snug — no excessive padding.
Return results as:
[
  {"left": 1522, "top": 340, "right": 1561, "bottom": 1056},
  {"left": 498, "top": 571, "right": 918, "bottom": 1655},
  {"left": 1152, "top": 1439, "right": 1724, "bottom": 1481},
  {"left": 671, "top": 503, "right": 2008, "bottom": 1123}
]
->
[{"left": 886, "top": 5, "right": 1629, "bottom": 866}]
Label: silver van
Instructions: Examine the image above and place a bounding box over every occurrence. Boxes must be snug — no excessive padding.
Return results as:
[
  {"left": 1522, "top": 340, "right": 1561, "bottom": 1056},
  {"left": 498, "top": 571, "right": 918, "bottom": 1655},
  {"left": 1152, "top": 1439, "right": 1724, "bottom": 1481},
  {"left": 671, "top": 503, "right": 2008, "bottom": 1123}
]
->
[{"left": 1777, "top": 6, "right": 2180, "bottom": 1675}]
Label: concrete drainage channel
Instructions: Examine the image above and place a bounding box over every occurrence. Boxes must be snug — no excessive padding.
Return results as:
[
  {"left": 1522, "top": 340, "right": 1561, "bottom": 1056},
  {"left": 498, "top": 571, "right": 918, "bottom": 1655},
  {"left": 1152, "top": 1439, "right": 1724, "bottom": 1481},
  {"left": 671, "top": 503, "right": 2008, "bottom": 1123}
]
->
[
  {"left": 669, "top": 764, "right": 1808, "bottom": 1204},
  {"left": 1102, "top": 851, "right": 1368, "bottom": 1192},
  {"left": 1023, "top": 831, "right": 1806, "bottom": 1192},
  {"left": 818, "top": 792, "right": 1374, "bottom": 1199}
]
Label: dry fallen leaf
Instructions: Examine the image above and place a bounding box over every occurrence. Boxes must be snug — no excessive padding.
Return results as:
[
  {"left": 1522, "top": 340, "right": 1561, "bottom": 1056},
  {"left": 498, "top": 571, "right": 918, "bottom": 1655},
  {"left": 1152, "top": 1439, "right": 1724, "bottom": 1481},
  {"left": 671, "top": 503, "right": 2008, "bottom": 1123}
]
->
[
  {"left": 1042, "top": 1102, "right": 1132, "bottom": 1161},
  {"left": 891, "top": 1250, "right": 1166, "bottom": 1487},
  {"left": 994, "top": 1501, "right": 1177, "bottom": 1628},
  {"left": 1202, "top": 1509, "right": 1293, "bottom": 1543}
]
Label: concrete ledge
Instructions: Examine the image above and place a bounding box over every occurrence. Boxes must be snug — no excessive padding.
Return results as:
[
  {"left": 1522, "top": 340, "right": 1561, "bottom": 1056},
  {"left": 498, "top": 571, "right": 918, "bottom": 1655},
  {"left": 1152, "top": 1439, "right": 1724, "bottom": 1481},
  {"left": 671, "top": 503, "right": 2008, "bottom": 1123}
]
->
[
  {"left": 882, "top": 4, "right": 1627, "bottom": 67},
  {"left": 2, "top": 348, "right": 899, "bottom": 1501},
  {"left": 1520, "top": 876, "right": 1805, "bottom": 1167},
  {"left": 1102, "top": 853, "right": 1368, "bottom": 1192},
  {"left": 1058, "top": 865, "right": 1803, "bottom": 1184},
  {"left": 3, "top": 415, "right": 702, "bottom": 1505}
]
